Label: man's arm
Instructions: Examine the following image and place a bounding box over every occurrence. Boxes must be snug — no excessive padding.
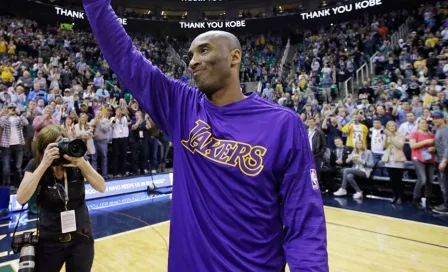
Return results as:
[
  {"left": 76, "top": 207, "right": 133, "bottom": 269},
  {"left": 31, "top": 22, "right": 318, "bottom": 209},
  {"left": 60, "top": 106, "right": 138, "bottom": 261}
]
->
[
  {"left": 442, "top": 128, "right": 448, "bottom": 162},
  {"left": 280, "top": 118, "right": 328, "bottom": 271},
  {"left": 82, "top": 0, "right": 197, "bottom": 136}
]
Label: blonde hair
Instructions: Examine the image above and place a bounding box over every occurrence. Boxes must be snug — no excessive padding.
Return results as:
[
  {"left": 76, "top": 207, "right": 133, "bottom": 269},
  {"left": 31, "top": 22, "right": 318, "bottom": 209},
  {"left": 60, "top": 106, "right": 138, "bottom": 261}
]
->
[
  {"left": 353, "top": 140, "right": 365, "bottom": 154},
  {"left": 79, "top": 113, "right": 89, "bottom": 130},
  {"left": 386, "top": 121, "right": 398, "bottom": 132}
]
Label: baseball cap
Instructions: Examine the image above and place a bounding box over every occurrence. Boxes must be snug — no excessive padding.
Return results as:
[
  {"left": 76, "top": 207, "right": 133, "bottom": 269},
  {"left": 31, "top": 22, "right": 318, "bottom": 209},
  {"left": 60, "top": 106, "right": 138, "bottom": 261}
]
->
[
  {"left": 431, "top": 111, "right": 444, "bottom": 118},
  {"left": 7, "top": 103, "right": 17, "bottom": 108}
]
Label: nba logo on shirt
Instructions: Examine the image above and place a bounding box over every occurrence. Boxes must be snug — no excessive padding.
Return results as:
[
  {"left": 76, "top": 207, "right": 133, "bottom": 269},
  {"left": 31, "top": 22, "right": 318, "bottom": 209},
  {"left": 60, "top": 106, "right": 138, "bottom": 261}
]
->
[{"left": 310, "top": 169, "right": 319, "bottom": 190}]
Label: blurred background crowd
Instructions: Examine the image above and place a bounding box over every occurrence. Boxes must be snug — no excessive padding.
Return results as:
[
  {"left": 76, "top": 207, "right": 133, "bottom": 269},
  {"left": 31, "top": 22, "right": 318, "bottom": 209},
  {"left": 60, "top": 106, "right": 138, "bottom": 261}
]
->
[{"left": 1, "top": 1, "right": 448, "bottom": 215}]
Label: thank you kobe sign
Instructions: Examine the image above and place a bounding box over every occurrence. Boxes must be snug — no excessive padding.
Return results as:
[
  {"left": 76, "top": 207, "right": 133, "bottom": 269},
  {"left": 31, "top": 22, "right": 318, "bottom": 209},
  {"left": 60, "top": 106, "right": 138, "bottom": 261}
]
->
[
  {"left": 180, "top": 20, "right": 246, "bottom": 29},
  {"left": 300, "top": 0, "right": 383, "bottom": 20},
  {"left": 55, "top": 7, "right": 128, "bottom": 25}
]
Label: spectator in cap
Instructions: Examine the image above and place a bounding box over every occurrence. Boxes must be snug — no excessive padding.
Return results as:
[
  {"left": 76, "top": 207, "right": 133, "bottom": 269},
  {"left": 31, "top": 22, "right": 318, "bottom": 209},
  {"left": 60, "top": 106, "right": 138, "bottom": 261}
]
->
[
  {"left": 431, "top": 111, "right": 448, "bottom": 214},
  {"left": 0, "top": 81, "right": 13, "bottom": 108},
  {"left": 0, "top": 102, "right": 29, "bottom": 188},
  {"left": 62, "top": 88, "right": 74, "bottom": 111}
]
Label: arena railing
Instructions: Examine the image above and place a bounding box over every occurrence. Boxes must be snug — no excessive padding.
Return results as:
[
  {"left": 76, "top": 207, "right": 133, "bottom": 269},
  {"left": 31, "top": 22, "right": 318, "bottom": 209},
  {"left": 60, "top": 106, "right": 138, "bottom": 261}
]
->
[
  {"left": 167, "top": 44, "right": 187, "bottom": 71},
  {"left": 367, "top": 17, "right": 413, "bottom": 83},
  {"left": 342, "top": 77, "right": 354, "bottom": 97},
  {"left": 355, "top": 63, "right": 369, "bottom": 88},
  {"left": 278, "top": 38, "right": 291, "bottom": 76}
]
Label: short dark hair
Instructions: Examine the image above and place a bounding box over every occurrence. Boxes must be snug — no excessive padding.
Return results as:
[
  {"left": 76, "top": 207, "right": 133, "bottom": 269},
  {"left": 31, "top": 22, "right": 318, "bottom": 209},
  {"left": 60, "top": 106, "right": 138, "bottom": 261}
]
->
[{"left": 334, "top": 136, "right": 343, "bottom": 142}]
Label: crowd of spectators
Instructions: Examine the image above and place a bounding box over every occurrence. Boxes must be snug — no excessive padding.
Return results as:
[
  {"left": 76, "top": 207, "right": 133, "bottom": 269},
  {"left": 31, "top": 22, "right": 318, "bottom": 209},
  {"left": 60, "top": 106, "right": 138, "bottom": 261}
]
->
[
  {"left": 0, "top": 11, "right": 283, "bottom": 197},
  {"left": 0, "top": 15, "right": 178, "bottom": 193},
  {"left": 2, "top": 0, "right": 448, "bottom": 216},
  {"left": 258, "top": 3, "right": 448, "bottom": 214},
  {"left": 260, "top": 8, "right": 410, "bottom": 105}
]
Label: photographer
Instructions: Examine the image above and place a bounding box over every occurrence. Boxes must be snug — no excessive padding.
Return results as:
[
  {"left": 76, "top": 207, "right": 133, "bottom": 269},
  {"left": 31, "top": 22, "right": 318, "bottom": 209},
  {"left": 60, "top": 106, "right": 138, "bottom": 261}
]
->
[{"left": 16, "top": 125, "right": 106, "bottom": 272}]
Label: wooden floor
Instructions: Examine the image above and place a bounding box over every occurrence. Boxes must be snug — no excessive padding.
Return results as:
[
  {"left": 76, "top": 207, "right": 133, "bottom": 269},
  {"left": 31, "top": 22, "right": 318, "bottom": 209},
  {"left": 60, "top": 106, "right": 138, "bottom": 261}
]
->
[
  {"left": 88, "top": 206, "right": 448, "bottom": 272},
  {"left": 2, "top": 206, "right": 446, "bottom": 271}
]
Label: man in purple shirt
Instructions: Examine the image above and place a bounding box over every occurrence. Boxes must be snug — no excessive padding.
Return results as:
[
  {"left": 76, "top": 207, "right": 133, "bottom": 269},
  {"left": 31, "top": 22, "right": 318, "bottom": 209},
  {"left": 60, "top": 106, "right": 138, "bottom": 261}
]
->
[{"left": 83, "top": 0, "right": 328, "bottom": 271}]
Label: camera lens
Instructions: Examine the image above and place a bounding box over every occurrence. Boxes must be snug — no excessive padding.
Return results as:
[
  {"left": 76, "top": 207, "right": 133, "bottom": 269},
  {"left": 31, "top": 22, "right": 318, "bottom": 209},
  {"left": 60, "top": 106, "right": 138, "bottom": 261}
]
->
[{"left": 67, "top": 139, "right": 87, "bottom": 157}]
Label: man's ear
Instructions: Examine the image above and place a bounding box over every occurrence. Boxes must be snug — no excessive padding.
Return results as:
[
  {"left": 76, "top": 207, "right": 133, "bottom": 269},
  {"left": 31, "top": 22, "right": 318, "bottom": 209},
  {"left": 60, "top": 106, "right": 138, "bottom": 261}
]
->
[{"left": 230, "top": 49, "right": 241, "bottom": 67}]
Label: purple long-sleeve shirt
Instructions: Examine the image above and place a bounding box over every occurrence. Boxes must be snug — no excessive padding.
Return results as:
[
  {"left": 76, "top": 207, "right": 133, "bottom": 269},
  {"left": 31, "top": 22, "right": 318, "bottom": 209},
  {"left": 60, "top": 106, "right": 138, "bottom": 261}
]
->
[{"left": 83, "top": 1, "right": 328, "bottom": 270}]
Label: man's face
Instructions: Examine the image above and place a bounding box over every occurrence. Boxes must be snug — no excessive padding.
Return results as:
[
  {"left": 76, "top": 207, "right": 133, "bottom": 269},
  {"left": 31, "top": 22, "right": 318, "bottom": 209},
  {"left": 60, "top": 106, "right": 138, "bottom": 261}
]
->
[
  {"left": 334, "top": 139, "right": 343, "bottom": 148},
  {"left": 308, "top": 118, "right": 316, "bottom": 127},
  {"left": 373, "top": 120, "right": 382, "bottom": 129},
  {"left": 433, "top": 117, "right": 444, "bottom": 127},
  {"left": 28, "top": 101, "right": 36, "bottom": 110},
  {"left": 407, "top": 112, "right": 415, "bottom": 123},
  {"left": 402, "top": 102, "right": 410, "bottom": 111},
  {"left": 188, "top": 33, "right": 240, "bottom": 96}
]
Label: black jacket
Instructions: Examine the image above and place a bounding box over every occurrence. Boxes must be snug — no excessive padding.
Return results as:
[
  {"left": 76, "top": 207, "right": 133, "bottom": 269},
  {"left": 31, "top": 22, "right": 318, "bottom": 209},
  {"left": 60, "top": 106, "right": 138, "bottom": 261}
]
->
[
  {"left": 309, "top": 128, "right": 327, "bottom": 158},
  {"left": 330, "top": 146, "right": 354, "bottom": 167}
]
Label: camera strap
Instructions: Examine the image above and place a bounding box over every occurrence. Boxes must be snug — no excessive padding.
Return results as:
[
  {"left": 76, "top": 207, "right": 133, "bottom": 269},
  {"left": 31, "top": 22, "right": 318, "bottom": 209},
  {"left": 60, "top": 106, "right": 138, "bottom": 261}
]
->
[
  {"left": 11, "top": 204, "right": 25, "bottom": 240},
  {"left": 57, "top": 170, "right": 77, "bottom": 234},
  {"left": 62, "top": 171, "right": 69, "bottom": 211}
]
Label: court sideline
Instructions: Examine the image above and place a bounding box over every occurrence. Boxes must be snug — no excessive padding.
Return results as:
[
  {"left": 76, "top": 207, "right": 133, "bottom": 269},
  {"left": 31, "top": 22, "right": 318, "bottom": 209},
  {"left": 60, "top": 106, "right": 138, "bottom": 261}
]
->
[{"left": 0, "top": 197, "right": 447, "bottom": 272}]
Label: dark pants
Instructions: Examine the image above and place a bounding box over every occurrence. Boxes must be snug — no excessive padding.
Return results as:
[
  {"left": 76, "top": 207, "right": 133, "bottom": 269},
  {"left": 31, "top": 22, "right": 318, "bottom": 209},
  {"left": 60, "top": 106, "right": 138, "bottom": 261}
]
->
[
  {"left": 320, "top": 166, "right": 343, "bottom": 191},
  {"left": 35, "top": 239, "right": 94, "bottom": 272},
  {"left": 313, "top": 155, "right": 323, "bottom": 184},
  {"left": 1, "top": 145, "right": 24, "bottom": 187},
  {"left": 148, "top": 137, "right": 159, "bottom": 171},
  {"left": 372, "top": 153, "right": 387, "bottom": 176},
  {"left": 159, "top": 141, "right": 170, "bottom": 164},
  {"left": 91, "top": 140, "right": 108, "bottom": 177},
  {"left": 387, "top": 168, "right": 404, "bottom": 199},
  {"left": 131, "top": 139, "right": 147, "bottom": 174},
  {"left": 403, "top": 143, "right": 412, "bottom": 161},
  {"left": 112, "top": 137, "right": 128, "bottom": 176},
  {"left": 437, "top": 164, "right": 448, "bottom": 207}
]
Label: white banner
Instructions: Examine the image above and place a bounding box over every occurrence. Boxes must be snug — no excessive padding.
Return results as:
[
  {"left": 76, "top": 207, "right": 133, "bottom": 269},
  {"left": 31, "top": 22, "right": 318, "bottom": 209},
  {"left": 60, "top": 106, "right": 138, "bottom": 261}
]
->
[
  {"left": 300, "top": 0, "right": 382, "bottom": 20},
  {"left": 179, "top": 20, "right": 246, "bottom": 29},
  {"left": 55, "top": 7, "right": 127, "bottom": 25}
]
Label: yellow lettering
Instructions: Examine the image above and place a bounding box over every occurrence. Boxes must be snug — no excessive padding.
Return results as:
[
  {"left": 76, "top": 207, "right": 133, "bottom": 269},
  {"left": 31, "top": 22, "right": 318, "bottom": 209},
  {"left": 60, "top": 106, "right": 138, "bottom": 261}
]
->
[{"left": 181, "top": 120, "right": 267, "bottom": 176}]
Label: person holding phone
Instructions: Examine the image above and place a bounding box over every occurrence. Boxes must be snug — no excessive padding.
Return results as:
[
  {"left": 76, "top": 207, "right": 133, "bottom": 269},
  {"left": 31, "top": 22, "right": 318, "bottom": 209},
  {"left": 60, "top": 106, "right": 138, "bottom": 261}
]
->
[
  {"left": 334, "top": 140, "right": 374, "bottom": 199},
  {"left": 409, "top": 119, "right": 436, "bottom": 210},
  {"left": 16, "top": 125, "right": 106, "bottom": 271}
]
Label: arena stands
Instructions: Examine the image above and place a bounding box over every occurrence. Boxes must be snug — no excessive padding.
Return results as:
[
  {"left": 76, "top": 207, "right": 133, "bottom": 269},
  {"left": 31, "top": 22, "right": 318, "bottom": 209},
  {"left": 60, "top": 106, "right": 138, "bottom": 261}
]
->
[{"left": 0, "top": 0, "right": 447, "bottom": 216}]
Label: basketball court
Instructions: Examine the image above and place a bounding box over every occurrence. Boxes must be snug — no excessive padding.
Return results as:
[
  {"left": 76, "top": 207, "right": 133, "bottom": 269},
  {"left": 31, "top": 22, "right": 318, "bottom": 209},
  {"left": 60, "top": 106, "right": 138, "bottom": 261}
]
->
[{"left": 0, "top": 185, "right": 447, "bottom": 271}]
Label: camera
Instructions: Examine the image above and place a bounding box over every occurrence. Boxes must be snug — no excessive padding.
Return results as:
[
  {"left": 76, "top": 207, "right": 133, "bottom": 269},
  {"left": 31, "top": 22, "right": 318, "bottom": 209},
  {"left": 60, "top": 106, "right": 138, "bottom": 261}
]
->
[
  {"left": 12, "top": 232, "right": 38, "bottom": 272},
  {"left": 52, "top": 138, "right": 88, "bottom": 166},
  {"left": 12, "top": 232, "right": 38, "bottom": 254}
]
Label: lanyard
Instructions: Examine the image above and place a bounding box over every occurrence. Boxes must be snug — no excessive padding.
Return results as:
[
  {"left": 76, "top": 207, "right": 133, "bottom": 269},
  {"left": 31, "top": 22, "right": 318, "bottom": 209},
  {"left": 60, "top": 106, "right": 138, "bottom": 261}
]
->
[{"left": 55, "top": 170, "right": 69, "bottom": 211}]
